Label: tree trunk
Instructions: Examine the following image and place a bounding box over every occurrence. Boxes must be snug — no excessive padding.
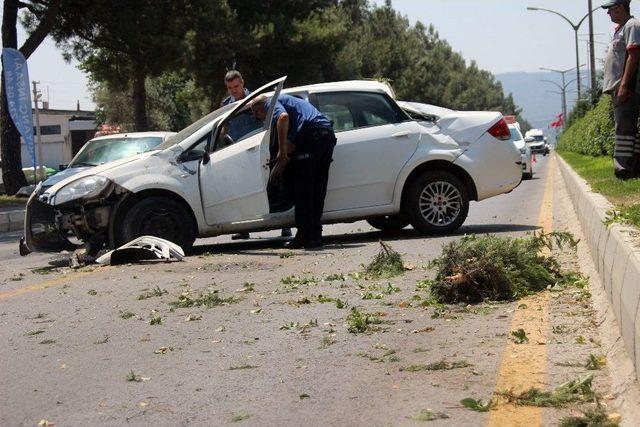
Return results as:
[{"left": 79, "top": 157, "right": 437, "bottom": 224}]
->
[
  {"left": 132, "top": 71, "right": 148, "bottom": 131},
  {"left": 1, "top": 0, "right": 61, "bottom": 194},
  {"left": 1, "top": 0, "right": 27, "bottom": 194}
]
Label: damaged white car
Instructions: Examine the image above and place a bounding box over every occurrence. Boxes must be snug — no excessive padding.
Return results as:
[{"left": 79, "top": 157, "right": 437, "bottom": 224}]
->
[{"left": 21, "top": 77, "right": 522, "bottom": 255}]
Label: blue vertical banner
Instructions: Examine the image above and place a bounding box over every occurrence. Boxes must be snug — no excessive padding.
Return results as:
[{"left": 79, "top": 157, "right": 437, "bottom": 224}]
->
[{"left": 2, "top": 48, "right": 36, "bottom": 170}]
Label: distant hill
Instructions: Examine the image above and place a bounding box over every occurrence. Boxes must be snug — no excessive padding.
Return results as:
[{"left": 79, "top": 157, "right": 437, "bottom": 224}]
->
[{"left": 496, "top": 71, "right": 589, "bottom": 131}]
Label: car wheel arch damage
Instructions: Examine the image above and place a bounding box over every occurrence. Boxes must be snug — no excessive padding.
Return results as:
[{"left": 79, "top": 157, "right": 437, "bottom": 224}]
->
[
  {"left": 110, "top": 189, "right": 198, "bottom": 250},
  {"left": 400, "top": 160, "right": 478, "bottom": 211}
]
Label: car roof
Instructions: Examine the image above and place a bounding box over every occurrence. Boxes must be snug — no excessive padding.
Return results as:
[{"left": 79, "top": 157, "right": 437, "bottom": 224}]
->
[
  {"left": 90, "top": 131, "right": 176, "bottom": 142},
  {"left": 285, "top": 80, "right": 396, "bottom": 98}
]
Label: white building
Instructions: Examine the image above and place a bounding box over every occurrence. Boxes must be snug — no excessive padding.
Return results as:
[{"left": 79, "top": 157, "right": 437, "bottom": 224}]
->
[{"left": 20, "top": 108, "right": 97, "bottom": 169}]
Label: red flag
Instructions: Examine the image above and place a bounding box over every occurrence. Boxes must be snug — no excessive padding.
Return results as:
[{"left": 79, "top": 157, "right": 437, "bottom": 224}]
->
[{"left": 550, "top": 113, "right": 564, "bottom": 128}]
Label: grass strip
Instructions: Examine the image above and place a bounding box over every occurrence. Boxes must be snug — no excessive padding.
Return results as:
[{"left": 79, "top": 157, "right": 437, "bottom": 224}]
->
[{"left": 559, "top": 151, "right": 640, "bottom": 228}]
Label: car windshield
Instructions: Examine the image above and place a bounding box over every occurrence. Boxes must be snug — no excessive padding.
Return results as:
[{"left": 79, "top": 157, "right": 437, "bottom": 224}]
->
[
  {"left": 69, "top": 136, "right": 164, "bottom": 167},
  {"left": 157, "top": 104, "right": 235, "bottom": 150},
  {"left": 529, "top": 135, "right": 544, "bottom": 142}
]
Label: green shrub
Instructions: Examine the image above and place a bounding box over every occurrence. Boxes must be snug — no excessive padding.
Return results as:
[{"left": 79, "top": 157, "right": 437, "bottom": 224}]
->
[{"left": 557, "top": 95, "right": 615, "bottom": 156}]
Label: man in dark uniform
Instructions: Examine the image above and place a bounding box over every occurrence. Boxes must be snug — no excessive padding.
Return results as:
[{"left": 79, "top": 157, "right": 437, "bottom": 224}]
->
[
  {"left": 251, "top": 94, "right": 336, "bottom": 249},
  {"left": 603, "top": 0, "right": 640, "bottom": 178},
  {"left": 222, "top": 71, "right": 292, "bottom": 239}
]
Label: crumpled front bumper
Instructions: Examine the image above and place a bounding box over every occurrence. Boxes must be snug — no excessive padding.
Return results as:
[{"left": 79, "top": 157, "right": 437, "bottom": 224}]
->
[{"left": 21, "top": 187, "right": 78, "bottom": 255}]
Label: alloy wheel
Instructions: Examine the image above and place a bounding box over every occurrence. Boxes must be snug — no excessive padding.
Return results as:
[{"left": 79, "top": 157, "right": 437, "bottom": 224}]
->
[{"left": 418, "top": 181, "right": 463, "bottom": 227}]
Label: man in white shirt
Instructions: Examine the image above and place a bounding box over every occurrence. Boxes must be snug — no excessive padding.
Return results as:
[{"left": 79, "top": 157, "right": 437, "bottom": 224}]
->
[{"left": 603, "top": 0, "right": 640, "bottom": 178}]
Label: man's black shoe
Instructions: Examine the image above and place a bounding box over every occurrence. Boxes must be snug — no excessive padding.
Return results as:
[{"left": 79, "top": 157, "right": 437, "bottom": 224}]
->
[
  {"left": 303, "top": 240, "right": 323, "bottom": 250},
  {"left": 615, "top": 171, "right": 633, "bottom": 180},
  {"left": 231, "top": 232, "right": 250, "bottom": 240},
  {"left": 284, "top": 239, "right": 304, "bottom": 249}
]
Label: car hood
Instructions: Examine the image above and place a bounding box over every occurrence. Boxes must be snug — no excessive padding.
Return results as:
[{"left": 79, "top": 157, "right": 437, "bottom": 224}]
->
[
  {"left": 44, "top": 150, "right": 161, "bottom": 196},
  {"left": 41, "top": 166, "right": 93, "bottom": 189}
]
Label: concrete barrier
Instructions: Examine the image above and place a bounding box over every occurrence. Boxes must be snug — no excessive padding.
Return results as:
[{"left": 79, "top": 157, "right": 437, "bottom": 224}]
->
[
  {"left": 557, "top": 155, "right": 640, "bottom": 378},
  {"left": 0, "top": 210, "right": 24, "bottom": 233}
]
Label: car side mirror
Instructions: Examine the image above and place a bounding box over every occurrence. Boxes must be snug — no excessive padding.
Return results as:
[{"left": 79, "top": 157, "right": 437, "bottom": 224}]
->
[
  {"left": 59, "top": 164, "right": 68, "bottom": 171},
  {"left": 178, "top": 150, "right": 205, "bottom": 163},
  {"left": 202, "top": 151, "right": 210, "bottom": 165}
]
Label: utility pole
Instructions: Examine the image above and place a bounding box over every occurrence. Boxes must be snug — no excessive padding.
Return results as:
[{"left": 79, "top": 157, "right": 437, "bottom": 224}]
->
[
  {"left": 540, "top": 66, "right": 582, "bottom": 126},
  {"left": 527, "top": 6, "right": 599, "bottom": 99},
  {"left": 588, "top": 0, "right": 597, "bottom": 100},
  {"left": 32, "top": 81, "right": 43, "bottom": 182}
]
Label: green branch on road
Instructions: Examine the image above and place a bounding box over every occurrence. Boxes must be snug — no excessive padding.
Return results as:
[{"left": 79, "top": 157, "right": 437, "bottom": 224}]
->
[{"left": 426, "top": 232, "right": 578, "bottom": 304}]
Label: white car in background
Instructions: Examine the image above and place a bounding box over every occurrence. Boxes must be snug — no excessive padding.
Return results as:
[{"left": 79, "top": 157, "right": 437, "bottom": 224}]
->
[
  {"left": 23, "top": 77, "right": 522, "bottom": 254},
  {"left": 525, "top": 128, "right": 549, "bottom": 155},
  {"left": 508, "top": 124, "right": 533, "bottom": 180}
]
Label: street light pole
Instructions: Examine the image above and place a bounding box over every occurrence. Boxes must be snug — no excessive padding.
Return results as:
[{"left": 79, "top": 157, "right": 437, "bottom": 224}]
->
[
  {"left": 541, "top": 79, "right": 572, "bottom": 128},
  {"left": 588, "top": 0, "right": 597, "bottom": 97},
  {"left": 527, "top": 6, "right": 599, "bottom": 100},
  {"left": 540, "top": 66, "right": 582, "bottom": 123}
]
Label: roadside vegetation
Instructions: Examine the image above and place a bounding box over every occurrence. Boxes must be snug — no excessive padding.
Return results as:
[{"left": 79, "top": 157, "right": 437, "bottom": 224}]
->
[
  {"left": 557, "top": 92, "right": 640, "bottom": 228},
  {"left": 557, "top": 95, "right": 614, "bottom": 157}
]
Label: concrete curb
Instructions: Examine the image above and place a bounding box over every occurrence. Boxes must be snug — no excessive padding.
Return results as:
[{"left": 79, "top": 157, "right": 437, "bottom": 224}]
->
[
  {"left": 0, "top": 209, "right": 24, "bottom": 233},
  {"left": 557, "top": 154, "right": 640, "bottom": 378}
]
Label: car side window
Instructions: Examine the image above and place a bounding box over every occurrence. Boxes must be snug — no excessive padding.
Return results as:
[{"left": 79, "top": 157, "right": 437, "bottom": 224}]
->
[
  {"left": 316, "top": 92, "right": 407, "bottom": 132},
  {"left": 214, "top": 109, "right": 263, "bottom": 152},
  {"left": 321, "top": 104, "right": 355, "bottom": 132}
]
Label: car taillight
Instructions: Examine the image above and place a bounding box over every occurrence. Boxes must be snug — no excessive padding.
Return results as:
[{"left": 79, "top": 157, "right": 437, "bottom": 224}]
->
[{"left": 487, "top": 118, "right": 511, "bottom": 141}]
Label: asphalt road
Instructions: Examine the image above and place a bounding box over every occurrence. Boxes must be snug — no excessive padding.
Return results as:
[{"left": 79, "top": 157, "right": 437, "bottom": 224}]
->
[{"left": 0, "top": 155, "right": 623, "bottom": 426}]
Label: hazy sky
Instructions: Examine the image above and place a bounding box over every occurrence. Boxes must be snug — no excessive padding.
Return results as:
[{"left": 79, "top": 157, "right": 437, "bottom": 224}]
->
[
  {"left": 0, "top": 0, "right": 628, "bottom": 110},
  {"left": 381, "top": 0, "right": 618, "bottom": 74}
]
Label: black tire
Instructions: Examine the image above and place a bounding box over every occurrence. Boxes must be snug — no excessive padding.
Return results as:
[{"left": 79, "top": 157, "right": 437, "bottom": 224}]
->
[
  {"left": 118, "top": 196, "right": 196, "bottom": 253},
  {"left": 523, "top": 171, "right": 533, "bottom": 180},
  {"left": 404, "top": 170, "right": 469, "bottom": 235},
  {"left": 366, "top": 216, "right": 409, "bottom": 231}
]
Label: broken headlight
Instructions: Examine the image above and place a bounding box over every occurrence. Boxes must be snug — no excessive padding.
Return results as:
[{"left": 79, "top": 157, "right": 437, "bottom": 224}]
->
[{"left": 52, "top": 175, "right": 111, "bottom": 206}]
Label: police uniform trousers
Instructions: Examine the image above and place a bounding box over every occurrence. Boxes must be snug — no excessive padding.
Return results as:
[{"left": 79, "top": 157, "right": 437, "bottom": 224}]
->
[
  {"left": 292, "top": 124, "right": 337, "bottom": 244},
  {"left": 613, "top": 92, "right": 640, "bottom": 176}
]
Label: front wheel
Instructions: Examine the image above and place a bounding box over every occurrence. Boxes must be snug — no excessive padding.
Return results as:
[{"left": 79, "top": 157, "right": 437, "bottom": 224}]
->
[
  {"left": 404, "top": 170, "right": 469, "bottom": 235},
  {"left": 117, "top": 196, "right": 196, "bottom": 253}
]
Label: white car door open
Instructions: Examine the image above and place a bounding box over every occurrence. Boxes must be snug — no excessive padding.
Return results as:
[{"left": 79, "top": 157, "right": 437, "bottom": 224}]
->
[{"left": 198, "top": 77, "right": 285, "bottom": 226}]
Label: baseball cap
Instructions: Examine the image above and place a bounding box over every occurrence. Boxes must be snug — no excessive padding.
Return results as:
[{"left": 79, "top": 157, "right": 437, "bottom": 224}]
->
[{"left": 602, "top": 0, "right": 630, "bottom": 9}]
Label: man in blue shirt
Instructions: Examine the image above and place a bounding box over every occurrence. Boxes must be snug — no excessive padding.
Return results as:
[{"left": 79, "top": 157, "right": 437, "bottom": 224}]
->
[{"left": 252, "top": 94, "right": 336, "bottom": 249}]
